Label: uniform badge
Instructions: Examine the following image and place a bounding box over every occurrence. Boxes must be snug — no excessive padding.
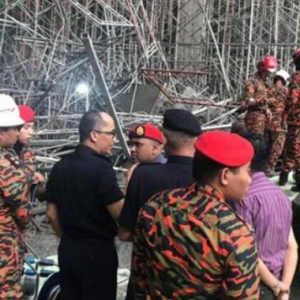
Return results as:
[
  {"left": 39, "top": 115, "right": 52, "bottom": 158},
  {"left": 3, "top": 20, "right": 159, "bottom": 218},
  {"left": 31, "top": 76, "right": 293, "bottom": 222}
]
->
[{"left": 135, "top": 126, "right": 145, "bottom": 137}]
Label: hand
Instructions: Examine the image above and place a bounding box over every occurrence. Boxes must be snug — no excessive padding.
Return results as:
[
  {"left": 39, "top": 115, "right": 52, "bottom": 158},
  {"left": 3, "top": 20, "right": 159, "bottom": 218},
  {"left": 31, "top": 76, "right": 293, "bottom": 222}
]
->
[
  {"left": 266, "top": 108, "right": 272, "bottom": 121},
  {"left": 14, "top": 207, "right": 32, "bottom": 229},
  {"left": 277, "top": 291, "right": 289, "bottom": 300},
  {"left": 32, "top": 172, "right": 45, "bottom": 184},
  {"left": 272, "top": 281, "right": 290, "bottom": 297}
]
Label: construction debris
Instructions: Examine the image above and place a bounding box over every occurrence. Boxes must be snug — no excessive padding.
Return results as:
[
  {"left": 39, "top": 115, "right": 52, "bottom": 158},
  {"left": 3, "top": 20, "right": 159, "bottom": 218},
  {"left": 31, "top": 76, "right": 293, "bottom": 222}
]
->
[{"left": 0, "top": 0, "right": 299, "bottom": 167}]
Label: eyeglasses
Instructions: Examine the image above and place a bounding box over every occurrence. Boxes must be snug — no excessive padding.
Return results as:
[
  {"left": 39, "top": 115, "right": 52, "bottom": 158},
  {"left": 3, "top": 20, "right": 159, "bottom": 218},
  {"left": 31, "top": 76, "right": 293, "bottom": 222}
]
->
[{"left": 92, "top": 129, "right": 116, "bottom": 138}]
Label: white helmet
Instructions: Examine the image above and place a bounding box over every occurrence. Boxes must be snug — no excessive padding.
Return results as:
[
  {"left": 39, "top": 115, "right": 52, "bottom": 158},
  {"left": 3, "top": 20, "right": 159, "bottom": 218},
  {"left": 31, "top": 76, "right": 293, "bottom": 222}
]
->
[
  {"left": 275, "top": 70, "right": 290, "bottom": 84},
  {"left": 0, "top": 94, "right": 25, "bottom": 127}
]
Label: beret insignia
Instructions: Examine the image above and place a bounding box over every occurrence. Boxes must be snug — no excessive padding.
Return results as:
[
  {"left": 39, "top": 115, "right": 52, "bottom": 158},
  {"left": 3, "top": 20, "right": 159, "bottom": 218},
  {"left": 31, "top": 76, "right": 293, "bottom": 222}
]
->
[{"left": 135, "top": 126, "right": 145, "bottom": 137}]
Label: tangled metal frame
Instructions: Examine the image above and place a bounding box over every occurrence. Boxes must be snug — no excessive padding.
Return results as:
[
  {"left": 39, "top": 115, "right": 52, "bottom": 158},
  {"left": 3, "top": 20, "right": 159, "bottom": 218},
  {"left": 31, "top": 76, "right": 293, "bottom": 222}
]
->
[{"left": 0, "top": 0, "right": 300, "bottom": 169}]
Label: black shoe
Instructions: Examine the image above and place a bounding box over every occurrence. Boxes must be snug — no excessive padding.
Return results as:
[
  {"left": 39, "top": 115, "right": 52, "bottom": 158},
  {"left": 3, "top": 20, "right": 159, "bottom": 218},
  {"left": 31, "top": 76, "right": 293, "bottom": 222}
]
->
[{"left": 279, "top": 172, "right": 289, "bottom": 186}]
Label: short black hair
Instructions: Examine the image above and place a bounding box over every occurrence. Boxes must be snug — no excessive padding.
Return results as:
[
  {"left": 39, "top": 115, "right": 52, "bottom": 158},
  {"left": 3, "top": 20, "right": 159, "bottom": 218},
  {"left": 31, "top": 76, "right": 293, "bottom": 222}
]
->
[
  {"left": 0, "top": 126, "right": 20, "bottom": 132},
  {"left": 273, "top": 76, "right": 286, "bottom": 86},
  {"left": 78, "top": 110, "right": 106, "bottom": 143},
  {"left": 193, "top": 152, "right": 239, "bottom": 183},
  {"left": 238, "top": 131, "right": 269, "bottom": 172},
  {"left": 163, "top": 128, "right": 196, "bottom": 150}
]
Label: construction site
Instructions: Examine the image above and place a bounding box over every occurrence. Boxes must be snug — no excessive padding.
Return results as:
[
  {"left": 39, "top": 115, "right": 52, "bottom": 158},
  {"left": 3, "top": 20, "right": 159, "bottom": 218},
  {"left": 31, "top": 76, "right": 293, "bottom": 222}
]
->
[
  {"left": 0, "top": 0, "right": 299, "bottom": 166},
  {"left": 1, "top": 0, "right": 300, "bottom": 299}
]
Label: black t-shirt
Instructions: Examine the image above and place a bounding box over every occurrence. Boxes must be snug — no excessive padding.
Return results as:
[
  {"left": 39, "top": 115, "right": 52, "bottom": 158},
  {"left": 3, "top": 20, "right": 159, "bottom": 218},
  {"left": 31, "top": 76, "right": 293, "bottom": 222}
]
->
[
  {"left": 46, "top": 145, "right": 123, "bottom": 241},
  {"left": 119, "top": 156, "right": 194, "bottom": 231}
]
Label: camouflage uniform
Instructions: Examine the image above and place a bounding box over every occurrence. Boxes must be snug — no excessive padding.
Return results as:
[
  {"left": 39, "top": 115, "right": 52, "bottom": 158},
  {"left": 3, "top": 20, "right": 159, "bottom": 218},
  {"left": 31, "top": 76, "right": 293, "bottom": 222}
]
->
[
  {"left": 19, "top": 148, "right": 36, "bottom": 173},
  {"left": 132, "top": 183, "right": 259, "bottom": 300},
  {"left": 265, "top": 85, "right": 288, "bottom": 173},
  {"left": 242, "top": 73, "right": 274, "bottom": 135},
  {"left": 0, "top": 147, "right": 34, "bottom": 299},
  {"left": 282, "top": 71, "right": 300, "bottom": 180},
  {"left": 17, "top": 147, "right": 37, "bottom": 280}
]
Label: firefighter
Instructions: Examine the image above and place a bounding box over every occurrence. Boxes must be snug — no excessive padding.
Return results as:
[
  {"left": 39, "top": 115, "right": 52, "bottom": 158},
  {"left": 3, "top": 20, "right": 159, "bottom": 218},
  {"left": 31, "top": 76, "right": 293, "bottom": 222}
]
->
[
  {"left": 240, "top": 55, "right": 277, "bottom": 135},
  {"left": 0, "top": 95, "right": 38, "bottom": 299},
  {"left": 265, "top": 70, "right": 290, "bottom": 175},
  {"left": 279, "top": 48, "right": 300, "bottom": 191},
  {"left": 15, "top": 105, "right": 45, "bottom": 198}
]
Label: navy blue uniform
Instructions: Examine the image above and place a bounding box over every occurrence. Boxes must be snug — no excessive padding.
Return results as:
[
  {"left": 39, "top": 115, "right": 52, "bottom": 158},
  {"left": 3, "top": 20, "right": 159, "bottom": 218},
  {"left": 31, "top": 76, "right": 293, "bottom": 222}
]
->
[{"left": 119, "top": 156, "right": 194, "bottom": 231}]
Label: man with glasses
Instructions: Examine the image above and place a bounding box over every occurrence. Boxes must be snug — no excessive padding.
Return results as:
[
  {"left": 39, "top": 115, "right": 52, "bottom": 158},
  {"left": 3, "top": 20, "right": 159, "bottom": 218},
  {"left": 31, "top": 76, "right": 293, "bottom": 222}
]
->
[{"left": 46, "top": 110, "right": 124, "bottom": 300}]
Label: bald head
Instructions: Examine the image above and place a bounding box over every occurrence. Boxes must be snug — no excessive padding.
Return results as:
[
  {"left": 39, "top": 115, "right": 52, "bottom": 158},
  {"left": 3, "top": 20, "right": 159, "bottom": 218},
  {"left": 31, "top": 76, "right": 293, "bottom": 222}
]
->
[
  {"left": 99, "top": 111, "right": 113, "bottom": 125},
  {"left": 79, "top": 110, "right": 112, "bottom": 143}
]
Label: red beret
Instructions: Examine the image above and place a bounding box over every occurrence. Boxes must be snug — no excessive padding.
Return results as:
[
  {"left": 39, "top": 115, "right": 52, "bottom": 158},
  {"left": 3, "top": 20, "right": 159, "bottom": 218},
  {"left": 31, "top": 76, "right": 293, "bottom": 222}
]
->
[
  {"left": 129, "top": 124, "right": 164, "bottom": 144},
  {"left": 19, "top": 105, "right": 35, "bottom": 123},
  {"left": 194, "top": 131, "right": 254, "bottom": 167}
]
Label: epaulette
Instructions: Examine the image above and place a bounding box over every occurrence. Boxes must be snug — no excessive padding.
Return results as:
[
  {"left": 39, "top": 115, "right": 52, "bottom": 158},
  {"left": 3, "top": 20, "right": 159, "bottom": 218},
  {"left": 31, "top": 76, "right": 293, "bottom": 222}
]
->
[{"left": 4, "top": 152, "right": 21, "bottom": 168}]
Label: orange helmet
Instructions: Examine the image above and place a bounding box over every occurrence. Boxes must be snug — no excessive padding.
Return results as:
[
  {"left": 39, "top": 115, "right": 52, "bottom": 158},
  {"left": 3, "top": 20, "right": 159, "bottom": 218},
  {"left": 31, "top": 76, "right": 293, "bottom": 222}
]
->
[
  {"left": 256, "top": 55, "right": 277, "bottom": 73},
  {"left": 293, "top": 48, "right": 300, "bottom": 62}
]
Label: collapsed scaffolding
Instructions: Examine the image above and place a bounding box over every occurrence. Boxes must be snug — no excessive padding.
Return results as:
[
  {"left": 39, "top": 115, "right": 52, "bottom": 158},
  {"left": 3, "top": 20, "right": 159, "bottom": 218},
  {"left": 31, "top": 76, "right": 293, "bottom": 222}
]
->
[{"left": 0, "top": 0, "right": 300, "bottom": 168}]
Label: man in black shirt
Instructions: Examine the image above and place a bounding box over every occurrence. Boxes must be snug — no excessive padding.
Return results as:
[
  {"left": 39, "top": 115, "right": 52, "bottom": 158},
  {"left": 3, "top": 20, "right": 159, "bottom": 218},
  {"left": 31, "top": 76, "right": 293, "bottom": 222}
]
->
[
  {"left": 46, "top": 110, "right": 124, "bottom": 300},
  {"left": 118, "top": 109, "right": 202, "bottom": 299},
  {"left": 119, "top": 109, "right": 202, "bottom": 241}
]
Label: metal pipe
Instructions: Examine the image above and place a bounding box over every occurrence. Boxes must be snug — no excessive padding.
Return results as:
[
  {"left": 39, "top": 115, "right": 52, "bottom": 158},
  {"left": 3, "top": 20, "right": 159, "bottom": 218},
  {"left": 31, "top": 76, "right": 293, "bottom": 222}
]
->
[{"left": 81, "top": 33, "right": 130, "bottom": 158}]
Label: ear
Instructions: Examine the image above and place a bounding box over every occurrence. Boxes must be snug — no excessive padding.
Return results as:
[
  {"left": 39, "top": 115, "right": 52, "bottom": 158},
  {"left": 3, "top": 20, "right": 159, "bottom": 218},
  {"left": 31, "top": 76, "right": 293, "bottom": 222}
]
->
[
  {"left": 89, "top": 131, "right": 98, "bottom": 143},
  {"left": 219, "top": 168, "right": 230, "bottom": 186}
]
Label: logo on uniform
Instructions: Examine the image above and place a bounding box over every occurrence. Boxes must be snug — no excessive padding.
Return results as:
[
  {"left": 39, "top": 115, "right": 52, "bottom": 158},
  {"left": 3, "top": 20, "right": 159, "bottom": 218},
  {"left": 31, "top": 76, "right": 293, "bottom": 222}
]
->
[{"left": 135, "top": 126, "right": 145, "bottom": 137}]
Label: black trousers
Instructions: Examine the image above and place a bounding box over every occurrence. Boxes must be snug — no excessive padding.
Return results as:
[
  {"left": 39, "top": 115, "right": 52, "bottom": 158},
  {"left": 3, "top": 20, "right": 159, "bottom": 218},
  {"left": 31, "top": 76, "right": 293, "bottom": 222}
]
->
[
  {"left": 58, "top": 236, "right": 118, "bottom": 300},
  {"left": 125, "top": 277, "right": 134, "bottom": 300}
]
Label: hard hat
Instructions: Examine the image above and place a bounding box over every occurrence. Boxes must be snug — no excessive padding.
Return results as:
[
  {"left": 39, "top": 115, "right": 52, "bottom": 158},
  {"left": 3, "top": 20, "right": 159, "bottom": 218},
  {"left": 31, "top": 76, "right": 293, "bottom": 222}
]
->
[
  {"left": 0, "top": 94, "right": 25, "bottom": 127},
  {"left": 257, "top": 55, "right": 278, "bottom": 73},
  {"left": 275, "top": 69, "right": 290, "bottom": 83},
  {"left": 293, "top": 48, "right": 300, "bottom": 62}
]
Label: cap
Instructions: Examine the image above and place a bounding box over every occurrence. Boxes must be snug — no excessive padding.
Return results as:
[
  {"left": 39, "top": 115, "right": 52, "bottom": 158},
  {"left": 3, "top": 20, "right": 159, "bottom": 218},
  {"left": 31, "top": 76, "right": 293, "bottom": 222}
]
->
[
  {"left": 163, "top": 109, "right": 202, "bottom": 136},
  {"left": 0, "top": 94, "right": 24, "bottom": 127},
  {"left": 194, "top": 131, "right": 254, "bottom": 167},
  {"left": 19, "top": 105, "right": 35, "bottom": 123},
  {"left": 128, "top": 124, "right": 164, "bottom": 144}
]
